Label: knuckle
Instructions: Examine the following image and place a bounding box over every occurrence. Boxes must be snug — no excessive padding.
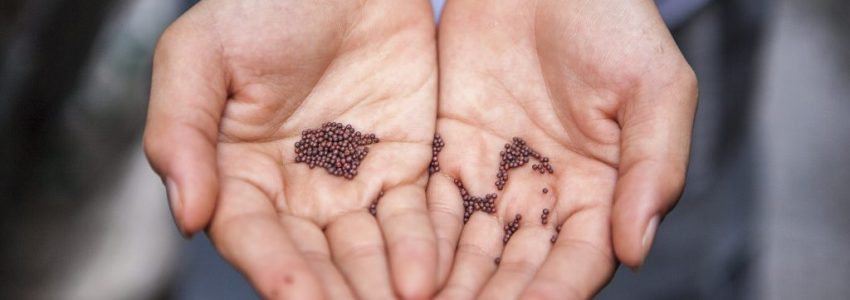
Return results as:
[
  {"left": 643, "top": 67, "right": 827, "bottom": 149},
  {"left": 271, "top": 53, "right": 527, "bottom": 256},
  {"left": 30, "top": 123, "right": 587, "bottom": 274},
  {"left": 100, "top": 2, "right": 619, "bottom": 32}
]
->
[
  {"left": 455, "top": 242, "right": 492, "bottom": 258},
  {"left": 337, "top": 243, "right": 385, "bottom": 262},
  {"left": 438, "top": 284, "right": 477, "bottom": 300},
  {"left": 497, "top": 258, "right": 538, "bottom": 276}
]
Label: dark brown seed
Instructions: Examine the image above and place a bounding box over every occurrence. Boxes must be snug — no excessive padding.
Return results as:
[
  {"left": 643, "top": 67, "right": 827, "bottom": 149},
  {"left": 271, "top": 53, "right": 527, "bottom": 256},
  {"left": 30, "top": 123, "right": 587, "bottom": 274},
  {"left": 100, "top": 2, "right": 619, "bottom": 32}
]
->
[
  {"left": 541, "top": 209, "right": 550, "bottom": 225},
  {"left": 455, "top": 179, "right": 499, "bottom": 224},
  {"left": 294, "top": 122, "right": 378, "bottom": 179},
  {"left": 494, "top": 257, "right": 501, "bottom": 265},
  {"left": 494, "top": 137, "right": 554, "bottom": 190},
  {"left": 429, "top": 133, "right": 445, "bottom": 174},
  {"left": 369, "top": 193, "right": 381, "bottom": 217},
  {"left": 542, "top": 188, "right": 548, "bottom": 194},
  {"left": 503, "top": 214, "right": 523, "bottom": 244}
]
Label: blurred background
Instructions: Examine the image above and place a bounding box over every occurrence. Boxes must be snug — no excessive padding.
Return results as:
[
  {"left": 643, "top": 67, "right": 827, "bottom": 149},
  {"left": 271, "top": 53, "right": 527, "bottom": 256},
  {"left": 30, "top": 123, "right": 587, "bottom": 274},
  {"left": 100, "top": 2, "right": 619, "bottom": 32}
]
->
[{"left": 1, "top": 0, "right": 847, "bottom": 299}]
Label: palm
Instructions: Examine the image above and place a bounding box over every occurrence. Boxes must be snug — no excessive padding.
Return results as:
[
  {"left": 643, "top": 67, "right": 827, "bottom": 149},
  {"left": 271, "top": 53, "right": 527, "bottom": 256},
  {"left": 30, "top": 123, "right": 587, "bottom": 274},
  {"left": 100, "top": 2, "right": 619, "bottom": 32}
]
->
[
  {"left": 430, "top": 1, "right": 695, "bottom": 299},
  {"left": 149, "top": 0, "right": 438, "bottom": 299}
]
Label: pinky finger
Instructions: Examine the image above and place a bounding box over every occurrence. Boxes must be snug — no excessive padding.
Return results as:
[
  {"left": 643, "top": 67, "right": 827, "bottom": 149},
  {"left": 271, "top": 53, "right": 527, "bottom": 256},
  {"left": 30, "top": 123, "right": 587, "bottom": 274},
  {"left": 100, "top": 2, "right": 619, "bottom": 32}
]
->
[
  {"left": 281, "top": 215, "right": 355, "bottom": 300},
  {"left": 209, "top": 180, "right": 324, "bottom": 299}
]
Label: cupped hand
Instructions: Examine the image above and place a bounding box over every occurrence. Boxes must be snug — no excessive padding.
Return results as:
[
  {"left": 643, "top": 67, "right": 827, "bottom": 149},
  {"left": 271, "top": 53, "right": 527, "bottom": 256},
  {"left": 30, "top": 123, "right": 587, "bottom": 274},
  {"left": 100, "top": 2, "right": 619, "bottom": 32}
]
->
[
  {"left": 143, "top": 1, "right": 438, "bottom": 299},
  {"left": 429, "top": 0, "right": 697, "bottom": 299}
]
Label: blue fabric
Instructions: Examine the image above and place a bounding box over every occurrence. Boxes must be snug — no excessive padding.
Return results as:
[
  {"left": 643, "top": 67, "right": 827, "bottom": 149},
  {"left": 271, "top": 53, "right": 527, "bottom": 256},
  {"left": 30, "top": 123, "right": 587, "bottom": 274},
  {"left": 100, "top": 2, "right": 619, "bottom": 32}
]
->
[
  {"left": 430, "top": 0, "right": 710, "bottom": 28},
  {"left": 656, "top": 0, "right": 712, "bottom": 28}
]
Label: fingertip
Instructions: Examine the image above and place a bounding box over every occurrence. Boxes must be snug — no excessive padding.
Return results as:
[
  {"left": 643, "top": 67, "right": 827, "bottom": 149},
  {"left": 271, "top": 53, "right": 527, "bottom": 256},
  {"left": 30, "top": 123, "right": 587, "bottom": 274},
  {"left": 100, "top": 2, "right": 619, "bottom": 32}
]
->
[
  {"left": 393, "top": 242, "right": 437, "bottom": 300},
  {"left": 611, "top": 192, "right": 654, "bottom": 269},
  {"left": 637, "top": 215, "right": 660, "bottom": 269},
  {"left": 174, "top": 159, "right": 219, "bottom": 235},
  {"left": 398, "top": 278, "right": 436, "bottom": 300},
  {"left": 611, "top": 197, "right": 650, "bottom": 269},
  {"left": 164, "top": 178, "right": 189, "bottom": 238},
  {"left": 378, "top": 185, "right": 439, "bottom": 299},
  {"left": 255, "top": 267, "right": 325, "bottom": 300},
  {"left": 147, "top": 129, "right": 219, "bottom": 237}
]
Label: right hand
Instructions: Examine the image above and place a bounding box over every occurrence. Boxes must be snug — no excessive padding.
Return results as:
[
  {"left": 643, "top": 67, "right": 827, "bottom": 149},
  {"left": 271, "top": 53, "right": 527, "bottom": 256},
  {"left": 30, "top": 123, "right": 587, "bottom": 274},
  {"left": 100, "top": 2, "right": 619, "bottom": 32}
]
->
[{"left": 429, "top": 0, "right": 697, "bottom": 298}]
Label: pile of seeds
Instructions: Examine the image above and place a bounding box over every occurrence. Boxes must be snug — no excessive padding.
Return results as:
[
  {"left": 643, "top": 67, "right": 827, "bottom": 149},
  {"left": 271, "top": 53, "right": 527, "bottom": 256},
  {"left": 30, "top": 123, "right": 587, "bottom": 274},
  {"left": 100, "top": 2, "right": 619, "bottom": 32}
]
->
[
  {"left": 294, "top": 122, "right": 379, "bottom": 179},
  {"left": 496, "top": 137, "right": 553, "bottom": 190},
  {"left": 454, "top": 179, "right": 497, "bottom": 223},
  {"left": 502, "top": 214, "right": 522, "bottom": 244},
  {"left": 369, "top": 191, "right": 384, "bottom": 217},
  {"left": 551, "top": 224, "right": 563, "bottom": 244},
  {"left": 541, "top": 208, "right": 550, "bottom": 225},
  {"left": 429, "top": 133, "right": 444, "bottom": 174}
]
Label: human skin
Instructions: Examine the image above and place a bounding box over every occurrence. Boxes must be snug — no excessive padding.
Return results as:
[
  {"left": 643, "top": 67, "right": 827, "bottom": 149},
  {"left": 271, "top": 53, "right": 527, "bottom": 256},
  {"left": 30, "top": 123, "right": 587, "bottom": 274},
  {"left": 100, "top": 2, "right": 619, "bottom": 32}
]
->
[
  {"left": 429, "top": 0, "right": 697, "bottom": 299},
  {"left": 143, "top": 0, "right": 439, "bottom": 299}
]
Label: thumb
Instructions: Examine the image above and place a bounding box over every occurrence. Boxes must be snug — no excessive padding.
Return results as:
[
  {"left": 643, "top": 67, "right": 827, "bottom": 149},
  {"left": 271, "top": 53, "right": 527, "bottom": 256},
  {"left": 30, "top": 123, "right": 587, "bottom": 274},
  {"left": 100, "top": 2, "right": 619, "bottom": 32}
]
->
[
  {"left": 143, "top": 21, "right": 227, "bottom": 237},
  {"left": 612, "top": 64, "right": 697, "bottom": 269}
]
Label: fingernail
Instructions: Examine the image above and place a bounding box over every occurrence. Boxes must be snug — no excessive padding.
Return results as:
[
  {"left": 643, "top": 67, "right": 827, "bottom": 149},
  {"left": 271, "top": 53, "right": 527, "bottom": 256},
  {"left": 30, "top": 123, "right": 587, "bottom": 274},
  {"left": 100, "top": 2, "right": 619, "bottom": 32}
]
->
[
  {"left": 637, "top": 215, "right": 660, "bottom": 269},
  {"left": 165, "top": 178, "right": 191, "bottom": 239}
]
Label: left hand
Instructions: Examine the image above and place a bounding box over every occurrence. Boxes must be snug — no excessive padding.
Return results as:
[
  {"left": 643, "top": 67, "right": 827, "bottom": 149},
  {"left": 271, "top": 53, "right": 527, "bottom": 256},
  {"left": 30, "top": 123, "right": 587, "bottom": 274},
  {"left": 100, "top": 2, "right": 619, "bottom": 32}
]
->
[{"left": 143, "top": 0, "right": 439, "bottom": 298}]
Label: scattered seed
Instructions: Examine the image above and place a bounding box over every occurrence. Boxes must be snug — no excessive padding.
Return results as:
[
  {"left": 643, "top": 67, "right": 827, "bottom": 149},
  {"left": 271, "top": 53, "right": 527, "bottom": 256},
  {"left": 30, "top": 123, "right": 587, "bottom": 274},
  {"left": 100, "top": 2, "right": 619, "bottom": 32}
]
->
[
  {"left": 541, "top": 208, "right": 550, "bottom": 225},
  {"left": 454, "top": 179, "right": 498, "bottom": 223},
  {"left": 369, "top": 191, "right": 384, "bottom": 217},
  {"left": 503, "top": 214, "right": 522, "bottom": 244},
  {"left": 494, "top": 256, "right": 501, "bottom": 266},
  {"left": 495, "top": 137, "right": 553, "bottom": 190},
  {"left": 542, "top": 188, "right": 548, "bottom": 194},
  {"left": 294, "top": 122, "right": 379, "bottom": 179},
  {"left": 551, "top": 223, "right": 562, "bottom": 244},
  {"left": 429, "top": 133, "right": 445, "bottom": 174}
]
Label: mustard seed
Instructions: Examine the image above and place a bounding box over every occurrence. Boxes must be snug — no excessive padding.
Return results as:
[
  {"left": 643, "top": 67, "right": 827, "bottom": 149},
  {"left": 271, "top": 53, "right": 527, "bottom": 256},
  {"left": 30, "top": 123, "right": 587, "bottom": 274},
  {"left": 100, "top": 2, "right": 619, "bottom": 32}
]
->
[
  {"left": 294, "top": 122, "right": 378, "bottom": 179},
  {"left": 454, "top": 179, "right": 498, "bottom": 223},
  {"left": 551, "top": 223, "right": 562, "bottom": 243},
  {"left": 429, "top": 133, "right": 444, "bottom": 174},
  {"left": 541, "top": 208, "right": 550, "bottom": 225},
  {"left": 495, "top": 137, "right": 554, "bottom": 190},
  {"left": 503, "top": 214, "right": 522, "bottom": 244},
  {"left": 369, "top": 191, "right": 384, "bottom": 217}
]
